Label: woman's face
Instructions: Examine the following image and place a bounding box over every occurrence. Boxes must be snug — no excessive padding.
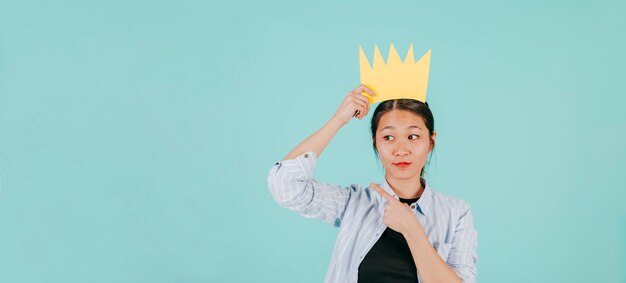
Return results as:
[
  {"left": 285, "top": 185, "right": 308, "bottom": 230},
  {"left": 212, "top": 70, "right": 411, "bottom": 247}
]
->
[{"left": 374, "top": 109, "right": 436, "bottom": 181}]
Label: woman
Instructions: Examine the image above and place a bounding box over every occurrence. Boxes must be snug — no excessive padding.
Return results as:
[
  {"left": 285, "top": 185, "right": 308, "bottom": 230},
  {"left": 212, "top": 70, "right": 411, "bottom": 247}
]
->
[{"left": 267, "top": 84, "right": 478, "bottom": 283}]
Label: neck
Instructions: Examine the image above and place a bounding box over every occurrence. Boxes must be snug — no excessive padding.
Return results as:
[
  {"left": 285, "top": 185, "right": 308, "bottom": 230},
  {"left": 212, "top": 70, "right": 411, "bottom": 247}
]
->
[{"left": 385, "top": 174, "right": 424, "bottom": 199}]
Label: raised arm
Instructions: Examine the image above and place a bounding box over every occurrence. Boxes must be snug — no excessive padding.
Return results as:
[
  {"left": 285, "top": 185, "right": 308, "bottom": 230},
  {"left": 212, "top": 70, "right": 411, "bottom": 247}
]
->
[{"left": 267, "top": 85, "right": 375, "bottom": 226}]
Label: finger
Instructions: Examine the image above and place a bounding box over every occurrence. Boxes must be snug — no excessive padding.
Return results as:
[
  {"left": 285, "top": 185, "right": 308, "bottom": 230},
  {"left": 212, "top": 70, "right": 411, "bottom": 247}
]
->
[
  {"left": 348, "top": 97, "right": 366, "bottom": 117},
  {"left": 361, "top": 99, "right": 370, "bottom": 117},
  {"left": 356, "top": 103, "right": 367, "bottom": 119},
  {"left": 350, "top": 96, "right": 368, "bottom": 115},
  {"left": 353, "top": 84, "right": 376, "bottom": 98},
  {"left": 370, "top": 183, "right": 395, "bottom": 201},
  {"left": 358, "top": 84, "right": 376, "bottom": 97},
  {"left": 351, "top": 90, "right": 371, "bottom": 106},
  {"left": 352, "top": 85, "right": 375, "bottom": 100},
  {"left": 353, "top": 104, "right": 365, "bottom": 119}
]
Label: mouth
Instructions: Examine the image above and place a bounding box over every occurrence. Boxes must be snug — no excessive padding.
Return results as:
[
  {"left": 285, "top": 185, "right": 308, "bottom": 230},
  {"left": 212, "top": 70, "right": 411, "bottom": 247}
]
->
[{"left": 392, "top": 162, "right": 412, "bottom": 168}]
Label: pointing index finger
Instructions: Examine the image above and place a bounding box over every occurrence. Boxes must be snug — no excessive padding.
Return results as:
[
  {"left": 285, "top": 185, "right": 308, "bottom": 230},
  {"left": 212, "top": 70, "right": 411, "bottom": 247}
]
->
[{"left": 370, "top": 183, "right": 395, "bottom": 202}]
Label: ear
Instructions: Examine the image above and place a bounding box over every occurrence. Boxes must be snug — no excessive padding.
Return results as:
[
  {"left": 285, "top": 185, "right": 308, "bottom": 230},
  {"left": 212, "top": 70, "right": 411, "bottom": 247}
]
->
[{"left": 430, "top": 131, "right": 437, "bottom": 151}]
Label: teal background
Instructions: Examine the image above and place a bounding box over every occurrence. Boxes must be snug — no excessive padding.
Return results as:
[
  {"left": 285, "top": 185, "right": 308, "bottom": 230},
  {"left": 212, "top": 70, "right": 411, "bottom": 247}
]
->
[{"left": 1, "top": 0, "right": 625, "bottom": 282}]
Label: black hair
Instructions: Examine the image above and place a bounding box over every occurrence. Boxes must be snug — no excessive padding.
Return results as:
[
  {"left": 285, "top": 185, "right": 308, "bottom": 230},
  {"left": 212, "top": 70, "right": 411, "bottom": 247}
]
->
[{"left": 370, "top": 99, "right": 435, "bottom": 178}]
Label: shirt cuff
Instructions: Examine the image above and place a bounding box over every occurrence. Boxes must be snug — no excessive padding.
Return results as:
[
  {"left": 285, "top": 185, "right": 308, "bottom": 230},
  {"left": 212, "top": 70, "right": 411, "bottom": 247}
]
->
[{"left": 273, "top": 151, "right": 318, "bottom": 180}]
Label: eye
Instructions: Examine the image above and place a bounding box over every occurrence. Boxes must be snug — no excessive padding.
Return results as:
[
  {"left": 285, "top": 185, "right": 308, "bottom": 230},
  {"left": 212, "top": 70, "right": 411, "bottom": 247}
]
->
[
  {"left": 383, "top": 135, "right": 395, "bottom": 141},
  {"left": 409, "top": 134, "right": 419, "bottom": 140}
]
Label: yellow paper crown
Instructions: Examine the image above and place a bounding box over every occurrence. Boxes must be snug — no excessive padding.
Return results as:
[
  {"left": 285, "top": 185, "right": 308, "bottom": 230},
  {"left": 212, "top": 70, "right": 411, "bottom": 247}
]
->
[{"left": 359, "top": 44, "right": 431, "bottom": 104}]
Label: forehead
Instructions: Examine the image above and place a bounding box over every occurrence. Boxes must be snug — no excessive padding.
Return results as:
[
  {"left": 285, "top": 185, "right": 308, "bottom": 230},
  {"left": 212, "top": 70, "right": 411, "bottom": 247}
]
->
[{"left": 378, "top": 109, "right": 426, "bottom": 130}]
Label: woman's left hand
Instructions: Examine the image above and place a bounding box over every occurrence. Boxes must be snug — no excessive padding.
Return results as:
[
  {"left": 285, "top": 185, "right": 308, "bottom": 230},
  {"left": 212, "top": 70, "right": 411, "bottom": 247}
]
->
[{"left": 370, "top": 183, "right": 423, "bottom": 235}]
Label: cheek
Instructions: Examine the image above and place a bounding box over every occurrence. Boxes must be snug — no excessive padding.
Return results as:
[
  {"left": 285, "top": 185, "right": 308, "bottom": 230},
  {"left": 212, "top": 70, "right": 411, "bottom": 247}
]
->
[
  {"left": 376, "top": 146, "right": 393, "bottom": 164},
  {"left": 415, "top": 142, "right": 432, "bottom": 157},
  {"left": 376, "top": 143, "right": 393, "bottom": 157},
  {"left": 417, "top": 140, "right": 432, "bottom": 152}
]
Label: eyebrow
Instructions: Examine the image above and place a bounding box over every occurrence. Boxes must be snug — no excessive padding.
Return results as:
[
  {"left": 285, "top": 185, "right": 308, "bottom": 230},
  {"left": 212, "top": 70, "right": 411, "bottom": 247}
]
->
[{"left": 380, "top": 125, "right": 423, "bottom": 131}]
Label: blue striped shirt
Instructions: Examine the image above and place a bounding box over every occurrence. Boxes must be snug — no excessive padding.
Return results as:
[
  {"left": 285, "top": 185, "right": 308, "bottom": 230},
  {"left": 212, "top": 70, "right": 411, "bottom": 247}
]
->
[{"left": 267, "top": 151, "right": 478, "bottom": 283}]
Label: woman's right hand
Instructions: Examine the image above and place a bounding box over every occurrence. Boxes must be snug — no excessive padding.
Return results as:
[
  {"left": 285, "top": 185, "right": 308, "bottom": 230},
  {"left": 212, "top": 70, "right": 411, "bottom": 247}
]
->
[{"left": 331, "top": 84, "right": 376, "bottom": 125}]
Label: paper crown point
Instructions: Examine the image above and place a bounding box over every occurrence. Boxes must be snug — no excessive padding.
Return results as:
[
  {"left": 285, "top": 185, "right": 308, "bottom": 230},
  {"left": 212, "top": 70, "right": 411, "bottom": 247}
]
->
[{"left": 359, "top": 44, "right": 431, "bottom": 104}]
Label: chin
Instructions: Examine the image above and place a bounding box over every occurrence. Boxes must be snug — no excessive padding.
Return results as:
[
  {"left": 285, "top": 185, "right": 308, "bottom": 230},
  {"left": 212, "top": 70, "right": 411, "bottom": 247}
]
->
[{"left": 387, "top": 170, "right": 420, "bottom": 180}]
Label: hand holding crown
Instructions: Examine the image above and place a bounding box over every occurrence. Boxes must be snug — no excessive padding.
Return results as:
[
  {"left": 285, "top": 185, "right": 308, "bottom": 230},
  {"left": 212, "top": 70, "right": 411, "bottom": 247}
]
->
[{"left": 331, "top": 84, "right": 375, "bottom": 125}]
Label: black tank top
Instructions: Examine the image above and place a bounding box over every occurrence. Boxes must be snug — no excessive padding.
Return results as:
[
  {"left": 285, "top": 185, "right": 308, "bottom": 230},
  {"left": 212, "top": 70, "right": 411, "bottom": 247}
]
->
[{"left": 357, "top": 196, "right": 421, "bottom": 283}]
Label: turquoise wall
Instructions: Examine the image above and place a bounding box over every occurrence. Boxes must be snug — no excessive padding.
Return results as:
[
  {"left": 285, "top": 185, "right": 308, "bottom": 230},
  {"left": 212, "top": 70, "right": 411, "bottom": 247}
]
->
[{"left": 1, "top": 0, "right": 624, "bottom": 282}]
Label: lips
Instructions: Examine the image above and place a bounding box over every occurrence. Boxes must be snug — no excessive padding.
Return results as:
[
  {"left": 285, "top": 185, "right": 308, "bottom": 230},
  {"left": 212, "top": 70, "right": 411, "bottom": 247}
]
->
[{"left": 392, "top": 162, "right": 412, "bottom": 168}]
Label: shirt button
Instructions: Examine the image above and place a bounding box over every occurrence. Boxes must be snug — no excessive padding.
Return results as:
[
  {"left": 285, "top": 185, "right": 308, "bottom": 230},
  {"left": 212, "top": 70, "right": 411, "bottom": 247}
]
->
[
  {"left": 410, "top": 204, "right": 416, "bottom": 209},
  {"left": 304, "top": 153, "right": 309, "bottom": 158}
]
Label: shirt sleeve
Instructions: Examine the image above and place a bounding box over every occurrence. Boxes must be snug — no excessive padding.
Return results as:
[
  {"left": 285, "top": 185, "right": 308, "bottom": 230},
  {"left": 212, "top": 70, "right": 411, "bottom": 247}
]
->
[
  {"left": 266, "top": 151, "right": 352, "bottom": 227},
  {"left": 448, "top": 202, "right": 479, "bottom": 283}
]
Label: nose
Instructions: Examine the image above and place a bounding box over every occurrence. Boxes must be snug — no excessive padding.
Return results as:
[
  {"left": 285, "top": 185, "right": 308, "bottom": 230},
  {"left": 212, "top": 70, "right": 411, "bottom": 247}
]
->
[{"left": 393, "top": 140, "right": 411, "bottom": 157}]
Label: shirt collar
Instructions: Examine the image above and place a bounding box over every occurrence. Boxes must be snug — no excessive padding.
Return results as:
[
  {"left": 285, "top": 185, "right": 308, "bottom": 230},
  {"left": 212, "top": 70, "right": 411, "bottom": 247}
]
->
[{"left": 380, "top": 177, "right": 433, "bottom": 216}]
